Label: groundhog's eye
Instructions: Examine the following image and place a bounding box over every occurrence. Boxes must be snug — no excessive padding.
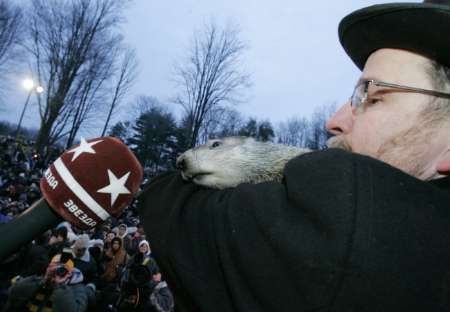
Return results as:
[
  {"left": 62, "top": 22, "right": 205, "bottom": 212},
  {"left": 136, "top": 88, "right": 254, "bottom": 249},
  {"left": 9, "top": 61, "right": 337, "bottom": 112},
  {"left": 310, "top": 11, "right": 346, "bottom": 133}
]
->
[{"left": 211, "top": 141, "right": 221, "bottom": 148}]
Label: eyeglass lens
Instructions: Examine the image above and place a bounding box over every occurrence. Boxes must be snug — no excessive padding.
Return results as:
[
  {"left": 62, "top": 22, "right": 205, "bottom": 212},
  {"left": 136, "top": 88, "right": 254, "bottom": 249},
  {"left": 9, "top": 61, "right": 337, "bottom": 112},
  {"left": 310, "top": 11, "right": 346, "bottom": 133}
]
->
[{"left": 351, "top": 81, "right": 370, "bottom": 108}]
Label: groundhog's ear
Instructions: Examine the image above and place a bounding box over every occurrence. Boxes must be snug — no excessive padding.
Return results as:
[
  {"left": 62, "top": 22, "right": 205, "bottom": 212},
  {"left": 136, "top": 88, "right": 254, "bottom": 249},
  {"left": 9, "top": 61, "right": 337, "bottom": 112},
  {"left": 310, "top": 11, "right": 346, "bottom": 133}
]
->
[{"left": 436, "top": 150, "right": 450, "bottom": 175}]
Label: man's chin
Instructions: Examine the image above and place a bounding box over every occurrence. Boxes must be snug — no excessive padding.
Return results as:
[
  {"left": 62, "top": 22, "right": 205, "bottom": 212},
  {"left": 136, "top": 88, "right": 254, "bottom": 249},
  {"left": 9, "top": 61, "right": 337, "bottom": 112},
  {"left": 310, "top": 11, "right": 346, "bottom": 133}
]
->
[{"left": 326, "top": 136, "right": 352, "bottom": 152}]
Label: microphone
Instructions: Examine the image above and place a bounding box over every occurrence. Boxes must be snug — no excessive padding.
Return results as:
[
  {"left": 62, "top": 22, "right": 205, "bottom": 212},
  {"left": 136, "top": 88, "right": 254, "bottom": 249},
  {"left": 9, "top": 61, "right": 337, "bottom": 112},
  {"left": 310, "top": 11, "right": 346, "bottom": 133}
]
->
[{"left": 0, "top": 137, "right": 143, "bottom": 262}]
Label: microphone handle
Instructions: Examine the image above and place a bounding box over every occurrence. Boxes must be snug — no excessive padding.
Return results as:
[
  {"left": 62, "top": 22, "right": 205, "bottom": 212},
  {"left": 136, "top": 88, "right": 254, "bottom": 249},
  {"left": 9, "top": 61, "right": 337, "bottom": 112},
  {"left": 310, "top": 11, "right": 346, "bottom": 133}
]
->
[{"left": 0, "top": 198, "right": 62, "bottom": 262}]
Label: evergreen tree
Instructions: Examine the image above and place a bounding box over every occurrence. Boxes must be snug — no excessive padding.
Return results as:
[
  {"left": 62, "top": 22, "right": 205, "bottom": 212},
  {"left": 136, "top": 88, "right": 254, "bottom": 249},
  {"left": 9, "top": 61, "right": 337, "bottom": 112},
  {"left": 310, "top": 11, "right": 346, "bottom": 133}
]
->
[
  {"left": 238, "top": 118, "right": 274, "bottom": 142},
  {"left": 129, "top": 107, "right": 178, "bottom": 176},
  {"left": 257, "top": 120, "right": 274, "bottom": 142},
  {"left": 238, "top": 118, "right": 258, "bottom": 138}
]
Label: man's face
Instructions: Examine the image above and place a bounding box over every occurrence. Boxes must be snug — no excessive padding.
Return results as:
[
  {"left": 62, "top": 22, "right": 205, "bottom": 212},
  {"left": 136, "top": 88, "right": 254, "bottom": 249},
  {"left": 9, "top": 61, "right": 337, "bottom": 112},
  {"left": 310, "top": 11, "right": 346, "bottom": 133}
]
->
[
  {"left": 74, "top": 247, "right": 86, "bottom": 258},
  {"left": 326, "top": 48, "right": 450, "bottom": 180},
  {"left": 118, "top": 226, "right": 126, "bottom": 236}
]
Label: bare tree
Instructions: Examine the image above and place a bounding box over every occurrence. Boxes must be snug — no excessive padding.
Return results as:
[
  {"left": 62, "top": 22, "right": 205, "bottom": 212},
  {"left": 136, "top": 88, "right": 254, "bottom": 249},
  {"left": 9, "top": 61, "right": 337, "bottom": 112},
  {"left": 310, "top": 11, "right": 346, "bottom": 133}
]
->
[
  {"left": 130, "top": 95, "right": 164, "bottom": 120},
  {"left": 307, "top": 103, "right": 337, "bottom": 150},
  {"left": 276, "top": 103, "right": 336, "bottom": 149},
  {"left": 0, "top": 0, "right": 23, "bottom": 99},
  {"left": 199, "top": 106, "right": 244, "bottom": 141},
  {"left": 64, "top": 45, "right": 117, "bottom": 147},
  {"left": 101, "top": 48, "right": 138, "bottom": 136},
  {"left": 26, "top": 0, "right": 128, "bottom": 155},
  {"left": 216, "top": 108, "right": 245, "bottom": 137},
  {"left": 277, "top": 117, "right": 309, "bottom": 147},
  {"left": 174, "top": 21, "right": 251, "bottom": 147}
]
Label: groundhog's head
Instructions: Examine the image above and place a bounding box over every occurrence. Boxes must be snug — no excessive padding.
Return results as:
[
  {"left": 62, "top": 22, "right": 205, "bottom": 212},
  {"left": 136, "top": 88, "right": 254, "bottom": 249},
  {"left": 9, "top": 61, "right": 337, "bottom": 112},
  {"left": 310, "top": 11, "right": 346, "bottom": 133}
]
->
[{"left": 176, "top": 137, "right": 254, "bottom": 189}]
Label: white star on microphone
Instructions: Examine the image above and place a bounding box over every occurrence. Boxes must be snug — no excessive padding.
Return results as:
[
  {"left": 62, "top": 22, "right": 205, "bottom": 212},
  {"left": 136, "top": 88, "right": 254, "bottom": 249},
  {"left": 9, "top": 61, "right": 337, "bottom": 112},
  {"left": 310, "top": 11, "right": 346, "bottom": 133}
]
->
[
  {"left": 67, "top": 137, "right": 103, "bottom": 161},
  {"left": 97, "top": 170, "right": 131, "bottom": 206}
]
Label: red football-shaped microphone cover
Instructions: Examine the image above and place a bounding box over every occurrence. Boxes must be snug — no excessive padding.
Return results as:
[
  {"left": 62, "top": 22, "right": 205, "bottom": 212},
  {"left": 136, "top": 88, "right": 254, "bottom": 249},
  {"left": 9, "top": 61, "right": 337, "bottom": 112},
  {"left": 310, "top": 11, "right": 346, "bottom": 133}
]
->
[{"left": 40, "top": 137, "right": 143, "bottom": 229}]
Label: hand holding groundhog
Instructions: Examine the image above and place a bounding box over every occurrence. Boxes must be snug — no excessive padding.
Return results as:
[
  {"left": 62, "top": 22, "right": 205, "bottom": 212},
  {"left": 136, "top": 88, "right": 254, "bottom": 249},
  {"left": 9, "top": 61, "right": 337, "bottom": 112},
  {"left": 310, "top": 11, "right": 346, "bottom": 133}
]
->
[{"left": 176, "top": 137, "right": 310, "bottom": 189}]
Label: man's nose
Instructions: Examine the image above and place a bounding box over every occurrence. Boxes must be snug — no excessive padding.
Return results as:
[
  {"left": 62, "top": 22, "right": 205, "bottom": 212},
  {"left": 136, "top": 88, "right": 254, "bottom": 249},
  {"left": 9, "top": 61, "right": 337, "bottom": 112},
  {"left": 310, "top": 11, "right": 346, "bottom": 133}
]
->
[{"left": 325, "top": 102, "right": 353, "bottom": 135}]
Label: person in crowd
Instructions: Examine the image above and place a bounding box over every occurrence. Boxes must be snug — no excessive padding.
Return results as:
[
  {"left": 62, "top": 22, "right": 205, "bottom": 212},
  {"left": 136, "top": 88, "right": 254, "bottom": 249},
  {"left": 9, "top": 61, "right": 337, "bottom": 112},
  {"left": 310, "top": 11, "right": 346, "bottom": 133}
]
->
[
  {"left": 136, "top": 240, "right": 160, "bottom": 283},
  {"left": 88, "top": 240, "right": 106, "bottom": 278},
  {"left": 47, "top": 226, "right": 70, "bottom": 258},
  {"left": 0, "top": 233, "right": 50, "bottom": 307},
  {"left": 3, "top": 253, "right": 95, "bottom": 312},
  {"left": 130, "top": 223, "right": 146, "bottom": 254},
  {"left": 138, "top": 239, "right": 151, "bottom": 257},
  {"left": 0, "top": 137, "right": 45, "bottom": 219},
  {"left": 104, "top": 231, "right": 116, "bottom": 250},
  {"left": 118, "top": 251, "right": 173, "bottom": 312},
  {"left": 0, "top": 129, "right": 161, "bottom": 308},
  {"left": 59, "top": 222, "right": 79, "bottom": 243},
  {"left": 101, "top": 237, "right": 129, "bottom": 284},
  {"left": 117, "top": 223, "right": 133, "bottom": 254},
  {"left": 137, "top": 240, "right": 174, "bottom": 312},
  {"left": 138, "top": 0, "right": 450, "bottom": 311},
  {"left": 71, "top": 234, "right": 98, "bottom": 284},
  {"left": 20, "top": 232, "right": 50, "bottom": 277},
  {"left": 90, "top": 225, "right": 107, "bottom": 240}
]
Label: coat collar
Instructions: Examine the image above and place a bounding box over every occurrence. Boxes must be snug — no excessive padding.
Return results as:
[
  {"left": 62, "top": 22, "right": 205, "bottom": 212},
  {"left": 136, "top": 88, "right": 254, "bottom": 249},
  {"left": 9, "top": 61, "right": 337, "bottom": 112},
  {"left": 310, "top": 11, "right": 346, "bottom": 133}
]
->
[{"left": 429, "top": 176, "right": 450, "bottom": 191}]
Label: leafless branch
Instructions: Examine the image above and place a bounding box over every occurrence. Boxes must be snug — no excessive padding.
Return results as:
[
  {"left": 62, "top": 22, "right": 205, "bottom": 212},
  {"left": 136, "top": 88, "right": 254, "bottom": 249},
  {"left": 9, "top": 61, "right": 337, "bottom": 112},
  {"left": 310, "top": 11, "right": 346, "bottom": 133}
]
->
[
  {"left": 173, "top": 21, "right": 251, "bottom": 147},
  {"left": 26, "top": 0, "right": 128, "bottom": 155}
]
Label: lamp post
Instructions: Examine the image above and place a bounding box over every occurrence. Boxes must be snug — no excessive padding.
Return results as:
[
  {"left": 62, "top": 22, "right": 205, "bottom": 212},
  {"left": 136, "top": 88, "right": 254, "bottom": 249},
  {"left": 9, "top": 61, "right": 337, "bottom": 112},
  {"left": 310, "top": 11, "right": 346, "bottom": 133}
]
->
[{"left": 15, "top": 78, "right": 44, "bottom": 140}]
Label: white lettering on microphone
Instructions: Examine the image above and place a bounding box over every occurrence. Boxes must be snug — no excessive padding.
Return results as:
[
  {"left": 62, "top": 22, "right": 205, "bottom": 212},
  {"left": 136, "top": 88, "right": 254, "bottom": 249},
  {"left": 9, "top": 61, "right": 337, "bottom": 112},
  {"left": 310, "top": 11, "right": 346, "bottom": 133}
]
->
[
  {"left": 44, "top": 168, "right": 58, "bottom": 190},
  {"left": 63, "top": 199, "right": 97, "bottom": 227}
]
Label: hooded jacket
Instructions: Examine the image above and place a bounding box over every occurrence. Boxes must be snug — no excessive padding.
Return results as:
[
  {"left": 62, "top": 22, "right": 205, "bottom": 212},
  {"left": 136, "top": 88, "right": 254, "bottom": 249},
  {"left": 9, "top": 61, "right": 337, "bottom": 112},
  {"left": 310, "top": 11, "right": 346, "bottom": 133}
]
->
[
  {"left": 138, "top": 239, "right": 151, "bottom": 256},
  {"left": 102, "top": 237, "right": 129, "bottom": 283},
  {"left": 138, "top": 149, "right": 450, "bottom": 312}
]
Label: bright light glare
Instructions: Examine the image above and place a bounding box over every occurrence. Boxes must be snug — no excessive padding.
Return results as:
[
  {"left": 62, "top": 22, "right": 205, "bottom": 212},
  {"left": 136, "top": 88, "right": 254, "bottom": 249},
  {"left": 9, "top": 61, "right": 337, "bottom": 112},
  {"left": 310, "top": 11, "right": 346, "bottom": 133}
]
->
[
  {"left": 22, "top": 78, "right": 34, "bottom": 91},
  {"left": 36, "top": 86, "right": 44, "bottom": 94}
]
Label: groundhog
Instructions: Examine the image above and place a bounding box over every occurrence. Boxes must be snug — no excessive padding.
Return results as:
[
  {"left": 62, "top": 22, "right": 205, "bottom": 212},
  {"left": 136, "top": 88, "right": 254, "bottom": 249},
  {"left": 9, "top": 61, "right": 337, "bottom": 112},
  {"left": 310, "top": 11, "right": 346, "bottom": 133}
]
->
[{"left": 176, "top": 137, "right": 311, "bottom": 189}]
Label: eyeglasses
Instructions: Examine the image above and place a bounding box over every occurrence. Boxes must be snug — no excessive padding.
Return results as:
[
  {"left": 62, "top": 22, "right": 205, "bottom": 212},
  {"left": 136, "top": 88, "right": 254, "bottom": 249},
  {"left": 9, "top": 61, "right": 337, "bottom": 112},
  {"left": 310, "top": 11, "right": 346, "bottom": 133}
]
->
[{"left": 350, "top": 79, "right": 450, "bottom": 110}]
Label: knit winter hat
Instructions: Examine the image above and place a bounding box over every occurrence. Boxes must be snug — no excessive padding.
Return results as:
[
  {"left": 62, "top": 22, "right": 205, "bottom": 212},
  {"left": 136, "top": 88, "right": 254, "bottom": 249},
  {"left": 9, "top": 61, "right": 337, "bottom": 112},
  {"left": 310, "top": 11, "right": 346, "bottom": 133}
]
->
[
  {"left": 72, "top": 234, "right": 90, "bottom": 250},
  {"left": 51, "top": 253, "right": 74, "bottom": 270}
]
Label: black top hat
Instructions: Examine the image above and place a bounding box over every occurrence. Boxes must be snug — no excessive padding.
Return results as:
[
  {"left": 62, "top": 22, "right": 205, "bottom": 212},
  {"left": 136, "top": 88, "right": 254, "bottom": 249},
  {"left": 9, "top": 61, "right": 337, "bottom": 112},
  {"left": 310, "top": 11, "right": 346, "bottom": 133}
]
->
[{"left": 339, "top": 0, "right": 450, "bottom": 70}]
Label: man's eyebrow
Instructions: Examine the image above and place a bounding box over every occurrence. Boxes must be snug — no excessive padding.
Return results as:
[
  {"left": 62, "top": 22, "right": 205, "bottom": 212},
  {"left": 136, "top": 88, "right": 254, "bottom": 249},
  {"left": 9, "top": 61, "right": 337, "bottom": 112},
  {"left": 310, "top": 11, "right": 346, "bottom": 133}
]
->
[
  {"left": 369, "top": 88, "right": 390, "bottom": 96},
  {"left": 368, "top": 84, "right": 397, "bottom": 97}
]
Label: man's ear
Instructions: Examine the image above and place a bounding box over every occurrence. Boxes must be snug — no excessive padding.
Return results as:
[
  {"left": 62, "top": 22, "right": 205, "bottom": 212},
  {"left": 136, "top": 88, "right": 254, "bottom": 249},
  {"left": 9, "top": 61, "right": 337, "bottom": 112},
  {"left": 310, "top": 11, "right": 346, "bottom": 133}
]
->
[{"left": 436, "top": 150, "right": 450, "bottom": 175}]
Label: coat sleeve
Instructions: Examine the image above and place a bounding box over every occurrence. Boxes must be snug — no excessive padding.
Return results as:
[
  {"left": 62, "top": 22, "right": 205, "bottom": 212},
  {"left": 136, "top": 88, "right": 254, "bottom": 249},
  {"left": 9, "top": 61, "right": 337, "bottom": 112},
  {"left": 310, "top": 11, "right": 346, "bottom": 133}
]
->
[
  {"left": 4, "top": 276, "right": 42, "bottom": 311},
  {"left": 138, "top": 149, "right": 357, "bottom": 311},
  {"left": 51, "top": 284, "right": 94, "bottom": 312}
]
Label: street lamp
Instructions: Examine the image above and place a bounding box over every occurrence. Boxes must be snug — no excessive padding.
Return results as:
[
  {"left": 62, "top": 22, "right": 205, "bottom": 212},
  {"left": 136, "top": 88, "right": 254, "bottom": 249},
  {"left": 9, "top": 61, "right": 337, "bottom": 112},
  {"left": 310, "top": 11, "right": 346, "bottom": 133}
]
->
[
  {"left": 36, "top": 86, "right": 44, "bottom": 94},
  {"left": 22, "top": 78, "right": 34, "bottom": 91},
  {"left": 15, "top": 78, "right": 44, "bottom": 140}
]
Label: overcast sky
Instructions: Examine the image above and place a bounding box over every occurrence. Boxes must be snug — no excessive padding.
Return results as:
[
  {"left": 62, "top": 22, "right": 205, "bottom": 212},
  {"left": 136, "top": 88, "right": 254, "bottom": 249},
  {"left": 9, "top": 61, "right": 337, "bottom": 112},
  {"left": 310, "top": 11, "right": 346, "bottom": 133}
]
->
[{"left": 2, "top": 0, "right": 412, "bottom": 137}]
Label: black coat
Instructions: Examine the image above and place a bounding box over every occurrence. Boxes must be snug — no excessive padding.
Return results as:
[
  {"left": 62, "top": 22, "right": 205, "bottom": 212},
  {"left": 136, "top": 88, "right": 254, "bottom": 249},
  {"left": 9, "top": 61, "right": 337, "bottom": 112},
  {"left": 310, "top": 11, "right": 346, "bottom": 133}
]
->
[
  {"left": 138, "top": 149, "right": 450, "bottom": 312},
  {"left": 73, "top": 256, "right": 98, "bottom": 284}
]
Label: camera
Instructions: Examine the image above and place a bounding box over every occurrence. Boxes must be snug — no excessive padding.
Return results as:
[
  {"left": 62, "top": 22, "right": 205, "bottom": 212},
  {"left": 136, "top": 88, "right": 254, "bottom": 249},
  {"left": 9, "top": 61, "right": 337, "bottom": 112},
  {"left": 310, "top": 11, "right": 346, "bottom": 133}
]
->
[{"left": 55, "top": 265, "right": 68, "bottom": 277}]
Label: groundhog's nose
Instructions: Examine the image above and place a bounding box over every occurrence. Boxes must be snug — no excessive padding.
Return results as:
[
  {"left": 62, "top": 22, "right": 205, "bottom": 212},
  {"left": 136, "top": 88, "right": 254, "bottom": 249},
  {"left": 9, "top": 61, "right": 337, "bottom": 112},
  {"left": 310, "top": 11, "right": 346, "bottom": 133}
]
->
[{"left": 176, "top": 156, "right": 186, "bottom": 171}]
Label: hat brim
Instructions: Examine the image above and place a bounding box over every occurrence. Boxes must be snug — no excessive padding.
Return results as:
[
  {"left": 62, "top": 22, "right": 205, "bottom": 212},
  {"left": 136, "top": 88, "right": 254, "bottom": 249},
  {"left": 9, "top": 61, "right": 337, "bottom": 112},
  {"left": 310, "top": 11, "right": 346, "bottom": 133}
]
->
[{"left": 339, "top": 2, "right": 450, "bottom": 70}]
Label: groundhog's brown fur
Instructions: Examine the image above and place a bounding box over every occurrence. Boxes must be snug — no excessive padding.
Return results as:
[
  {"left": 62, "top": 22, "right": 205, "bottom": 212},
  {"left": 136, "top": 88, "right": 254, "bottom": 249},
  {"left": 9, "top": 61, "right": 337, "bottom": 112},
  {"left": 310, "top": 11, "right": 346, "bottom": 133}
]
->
[{"left": 176, "top": 137, "right": 310, "bottom": 189}]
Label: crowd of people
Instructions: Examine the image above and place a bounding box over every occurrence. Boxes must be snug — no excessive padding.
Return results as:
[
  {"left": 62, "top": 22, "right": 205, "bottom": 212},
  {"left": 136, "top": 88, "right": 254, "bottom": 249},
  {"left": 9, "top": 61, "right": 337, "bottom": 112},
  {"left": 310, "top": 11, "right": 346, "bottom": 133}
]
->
[{"left": 0, "top": 135, "right": 174, "bottom": 312}]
